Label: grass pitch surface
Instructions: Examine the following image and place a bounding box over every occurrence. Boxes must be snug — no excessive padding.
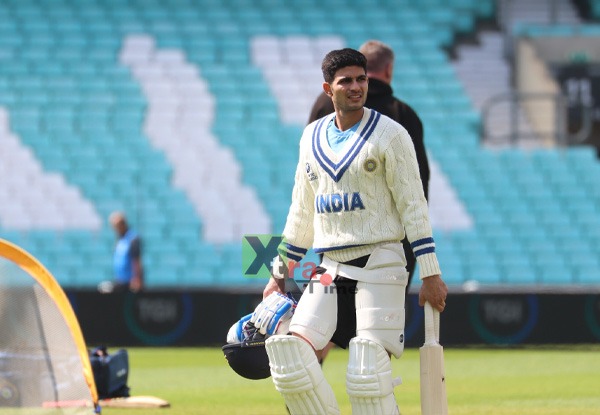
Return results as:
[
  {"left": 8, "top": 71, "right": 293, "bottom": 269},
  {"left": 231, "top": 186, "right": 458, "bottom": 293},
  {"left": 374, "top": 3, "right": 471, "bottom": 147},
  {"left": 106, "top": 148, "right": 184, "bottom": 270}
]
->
[{"left": 102, "top": 346, "right": 600, "bottom": 415}]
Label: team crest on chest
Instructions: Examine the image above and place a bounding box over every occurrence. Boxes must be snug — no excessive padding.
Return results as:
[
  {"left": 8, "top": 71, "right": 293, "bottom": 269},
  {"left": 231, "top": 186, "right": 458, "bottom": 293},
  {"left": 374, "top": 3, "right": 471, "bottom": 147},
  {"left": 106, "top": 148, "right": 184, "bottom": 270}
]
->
[{"left": 363, "top": 158, "right": 378, "bottom": 172}]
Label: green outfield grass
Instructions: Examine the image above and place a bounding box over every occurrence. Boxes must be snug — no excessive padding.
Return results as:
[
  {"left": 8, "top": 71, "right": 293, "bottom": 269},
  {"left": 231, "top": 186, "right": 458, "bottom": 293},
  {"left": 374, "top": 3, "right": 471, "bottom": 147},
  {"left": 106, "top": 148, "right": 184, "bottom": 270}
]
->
[{"left": 101, "top": 346, "right": 600, "bottom": 415}]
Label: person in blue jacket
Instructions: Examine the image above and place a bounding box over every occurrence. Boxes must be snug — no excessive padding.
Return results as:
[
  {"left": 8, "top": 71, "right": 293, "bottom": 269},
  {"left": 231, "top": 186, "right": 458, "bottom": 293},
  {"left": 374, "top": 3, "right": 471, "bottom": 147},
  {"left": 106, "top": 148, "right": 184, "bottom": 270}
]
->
[{"left": 109, "top": 211, "right": 144, "bottom": 292}]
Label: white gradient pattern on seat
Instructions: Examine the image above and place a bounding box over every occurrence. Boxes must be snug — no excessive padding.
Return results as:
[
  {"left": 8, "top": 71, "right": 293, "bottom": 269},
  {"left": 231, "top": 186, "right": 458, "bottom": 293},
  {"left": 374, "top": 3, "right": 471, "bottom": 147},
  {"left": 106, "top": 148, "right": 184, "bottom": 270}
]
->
[
  {"left": 120, "top": 35, "right": 271, "bottom": 243},
  {"left": 251, "top": 35, "right": 345, "bottom": 126},
  {"left": 428, "top": 157, "right": 474, "bottom": 231},
  {"left": 0, "top": 108, "right": 102, "bottom": 230}
]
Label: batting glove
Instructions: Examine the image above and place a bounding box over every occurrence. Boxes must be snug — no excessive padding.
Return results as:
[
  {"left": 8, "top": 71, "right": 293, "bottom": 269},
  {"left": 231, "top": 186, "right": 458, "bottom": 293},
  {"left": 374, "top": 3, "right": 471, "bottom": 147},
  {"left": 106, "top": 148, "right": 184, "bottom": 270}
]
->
[{"left": 250, "top": 292, "right": 297, "bottom": 335}]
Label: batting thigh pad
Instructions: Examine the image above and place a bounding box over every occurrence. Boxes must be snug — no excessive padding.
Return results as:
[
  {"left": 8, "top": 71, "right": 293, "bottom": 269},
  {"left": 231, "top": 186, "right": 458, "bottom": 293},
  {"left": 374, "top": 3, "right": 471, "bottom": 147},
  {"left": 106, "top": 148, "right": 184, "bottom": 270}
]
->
[
  {"left": 346, "top": 337, "right": 400, "bottom": 415},
  {"left": 265, "top": 335, "right": 340, "bottom": 415},
  {"left": 356, "top": 281, "right": 406, "bottom": 358},
  {"left": 288, "top": 275, "right": 337, "bottom": 351}
]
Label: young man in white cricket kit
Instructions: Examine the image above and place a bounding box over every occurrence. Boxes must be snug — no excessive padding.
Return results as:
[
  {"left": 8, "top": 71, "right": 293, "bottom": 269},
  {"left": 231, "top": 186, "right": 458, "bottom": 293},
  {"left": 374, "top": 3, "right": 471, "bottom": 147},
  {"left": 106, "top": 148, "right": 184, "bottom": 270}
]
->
[{"left": 262, "top": 48, "right": 448, "bottom": 415}]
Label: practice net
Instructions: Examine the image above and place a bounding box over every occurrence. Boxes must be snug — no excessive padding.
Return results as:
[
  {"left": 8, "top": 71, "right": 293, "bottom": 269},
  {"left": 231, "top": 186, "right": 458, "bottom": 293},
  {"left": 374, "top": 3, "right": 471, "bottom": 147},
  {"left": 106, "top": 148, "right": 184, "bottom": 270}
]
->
[{"left": 0, "top": 239, "right": 98, "bottom": 414}]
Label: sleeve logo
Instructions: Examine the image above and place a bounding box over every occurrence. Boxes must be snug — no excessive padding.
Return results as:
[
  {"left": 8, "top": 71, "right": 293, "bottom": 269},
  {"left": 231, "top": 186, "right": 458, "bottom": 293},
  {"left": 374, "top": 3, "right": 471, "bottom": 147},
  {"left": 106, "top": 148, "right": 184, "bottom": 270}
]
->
[{"left": 305, "top": 163, "right": 318, "bottom": 181}]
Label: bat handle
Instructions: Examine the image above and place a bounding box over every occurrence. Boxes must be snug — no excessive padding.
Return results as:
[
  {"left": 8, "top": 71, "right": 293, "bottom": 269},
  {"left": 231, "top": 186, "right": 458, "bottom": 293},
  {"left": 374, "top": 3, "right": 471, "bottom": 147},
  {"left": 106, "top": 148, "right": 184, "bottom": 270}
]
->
[{"left": 424, "top": 302, "right": 440, "bottom": 345}]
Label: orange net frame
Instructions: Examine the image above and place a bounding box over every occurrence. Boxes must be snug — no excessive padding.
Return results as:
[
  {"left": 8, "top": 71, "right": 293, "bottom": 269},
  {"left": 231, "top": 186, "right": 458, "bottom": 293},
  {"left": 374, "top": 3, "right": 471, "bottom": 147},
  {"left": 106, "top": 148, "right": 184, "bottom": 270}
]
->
[{"left": 0, "top": 239, "right": 98, "bottom": 414}]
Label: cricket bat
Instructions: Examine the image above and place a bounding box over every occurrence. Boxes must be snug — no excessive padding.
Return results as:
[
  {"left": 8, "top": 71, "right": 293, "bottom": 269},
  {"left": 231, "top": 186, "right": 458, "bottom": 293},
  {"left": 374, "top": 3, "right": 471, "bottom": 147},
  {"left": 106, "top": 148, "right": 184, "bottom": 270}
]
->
[
  {"left": 99, "top": 395, "right": 170, "bottom": 408},
  {"left": 420, "top": 302, "right": 448, "bottom": 415}
]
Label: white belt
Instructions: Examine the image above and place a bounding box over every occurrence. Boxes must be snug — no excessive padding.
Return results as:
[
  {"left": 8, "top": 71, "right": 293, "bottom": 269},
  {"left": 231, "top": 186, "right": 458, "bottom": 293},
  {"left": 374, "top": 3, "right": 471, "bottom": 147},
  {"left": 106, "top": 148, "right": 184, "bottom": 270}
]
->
[{"left": 320, "top": 243, "right": 408, "bottom": 285}]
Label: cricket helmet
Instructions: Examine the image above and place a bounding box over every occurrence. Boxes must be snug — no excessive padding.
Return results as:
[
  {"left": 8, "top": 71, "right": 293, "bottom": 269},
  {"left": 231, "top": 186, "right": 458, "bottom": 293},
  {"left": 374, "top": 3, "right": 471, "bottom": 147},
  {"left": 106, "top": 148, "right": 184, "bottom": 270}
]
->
[{"left": 222, "top": 338, "right": 271, "bottom": 380}]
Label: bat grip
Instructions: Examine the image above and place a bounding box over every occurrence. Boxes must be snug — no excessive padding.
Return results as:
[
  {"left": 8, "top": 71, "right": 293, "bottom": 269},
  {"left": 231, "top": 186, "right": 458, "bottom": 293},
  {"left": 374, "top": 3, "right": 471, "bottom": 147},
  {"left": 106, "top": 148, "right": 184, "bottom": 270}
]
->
[{"left": 424, "top": 302, "right": 440, "bottom": 345}]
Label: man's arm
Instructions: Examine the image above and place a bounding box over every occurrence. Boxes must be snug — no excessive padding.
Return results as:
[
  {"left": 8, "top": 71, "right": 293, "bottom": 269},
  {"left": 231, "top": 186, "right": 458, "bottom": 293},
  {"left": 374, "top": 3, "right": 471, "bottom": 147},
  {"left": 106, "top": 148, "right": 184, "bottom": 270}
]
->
[
  {"left": 264, "top": 132, "right": 315, "bottom": 298},
  {"left": 384, "top": 126, "right": 447, "bottom": 310},
  {"left": 395, "top": 101, "right": 430, "bottom": 200},
  {"left": 263, "top": 276, "right": 286, "bottom": 298},
  {"left": 129, "top": 238, "right": 144, "bottom": 292},
  {"left": 130, "top": 258, "right": 143, "bottom": 292},
  {"left": 407, "top": 114, "right": 430, "bottom": 200}
]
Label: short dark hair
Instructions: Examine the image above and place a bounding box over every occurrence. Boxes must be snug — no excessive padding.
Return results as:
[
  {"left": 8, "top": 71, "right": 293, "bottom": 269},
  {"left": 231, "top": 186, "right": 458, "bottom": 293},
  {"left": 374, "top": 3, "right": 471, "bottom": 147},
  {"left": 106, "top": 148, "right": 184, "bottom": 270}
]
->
[{"left": 321, "top": 48, "right": 367, "bottom": 84}]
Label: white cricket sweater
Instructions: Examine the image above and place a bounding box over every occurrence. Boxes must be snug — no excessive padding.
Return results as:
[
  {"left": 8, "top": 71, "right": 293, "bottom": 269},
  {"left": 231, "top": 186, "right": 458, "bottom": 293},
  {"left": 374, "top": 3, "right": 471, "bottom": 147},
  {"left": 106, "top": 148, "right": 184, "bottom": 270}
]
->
[{"left": 279, "top": 108, "right": 441, "bottom": 279}]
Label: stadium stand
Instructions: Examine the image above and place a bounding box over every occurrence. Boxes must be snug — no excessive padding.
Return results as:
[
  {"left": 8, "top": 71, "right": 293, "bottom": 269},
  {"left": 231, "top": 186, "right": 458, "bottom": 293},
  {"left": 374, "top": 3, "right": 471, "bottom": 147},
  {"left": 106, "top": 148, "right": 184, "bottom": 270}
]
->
[{"left": 0, "top": 0, "right": 598, "bottom": 290}]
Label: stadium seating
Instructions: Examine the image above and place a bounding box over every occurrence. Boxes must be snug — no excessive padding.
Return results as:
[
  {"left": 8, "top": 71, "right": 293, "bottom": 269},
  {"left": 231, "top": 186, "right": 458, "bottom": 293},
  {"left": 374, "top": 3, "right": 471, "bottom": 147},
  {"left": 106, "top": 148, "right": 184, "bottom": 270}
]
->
[{"left": 0, "top": 0, "right": 599, "bottom": 289}]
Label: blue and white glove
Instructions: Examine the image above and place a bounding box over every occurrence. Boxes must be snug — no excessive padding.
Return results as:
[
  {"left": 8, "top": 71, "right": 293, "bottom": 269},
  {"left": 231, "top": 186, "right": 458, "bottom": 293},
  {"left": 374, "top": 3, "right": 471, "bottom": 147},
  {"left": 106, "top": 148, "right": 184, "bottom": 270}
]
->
[
  {"left": 226, "top": 292, "right": 297, "bottom": 344},
  {"left": 226, "top": 313, "right": 253, "bottom": 344},
  {"left": 250, "top": 292, "right": 297, "bottom": 335}
]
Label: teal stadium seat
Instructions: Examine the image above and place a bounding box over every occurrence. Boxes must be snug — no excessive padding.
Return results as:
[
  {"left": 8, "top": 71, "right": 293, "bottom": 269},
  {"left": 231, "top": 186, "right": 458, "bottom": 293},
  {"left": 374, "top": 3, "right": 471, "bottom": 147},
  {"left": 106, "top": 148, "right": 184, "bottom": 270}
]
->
[
  {"left": 500, "top": 257, "right": 538, "bottom": 285},
  {"left": 462, "top": 253, "right": 502, "bottom": 284}
]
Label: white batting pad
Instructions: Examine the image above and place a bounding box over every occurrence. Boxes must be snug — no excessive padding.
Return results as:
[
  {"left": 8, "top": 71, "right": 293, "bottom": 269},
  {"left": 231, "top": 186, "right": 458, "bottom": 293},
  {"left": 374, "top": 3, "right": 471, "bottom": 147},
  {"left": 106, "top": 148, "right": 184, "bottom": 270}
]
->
[
  {"left": 346, "top": 337, "right": 400, "bottom": 415},
  {"left": 356, "top": 281, "right": 406, "bottom": 358},
  {"left": 265, "top": 335, "right": 339, "bottom": 415},
  {"left": 289, "top": 276, "right": 337, "bottom": 350}
]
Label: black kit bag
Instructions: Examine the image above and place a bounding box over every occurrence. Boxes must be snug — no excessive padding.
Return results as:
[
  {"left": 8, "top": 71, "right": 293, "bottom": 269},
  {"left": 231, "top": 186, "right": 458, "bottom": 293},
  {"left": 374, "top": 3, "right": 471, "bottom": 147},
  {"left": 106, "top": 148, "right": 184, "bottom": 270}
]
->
[{"left": 89, "top": 346, "right": 130, "bottom": 399}]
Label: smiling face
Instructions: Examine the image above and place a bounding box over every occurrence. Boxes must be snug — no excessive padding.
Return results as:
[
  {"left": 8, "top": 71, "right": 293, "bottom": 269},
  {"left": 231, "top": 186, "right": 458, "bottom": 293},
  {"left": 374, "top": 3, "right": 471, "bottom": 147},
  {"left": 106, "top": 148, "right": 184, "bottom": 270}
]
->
[{"left": 323, "top": 66, "right": 368, "bottom": 130}]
